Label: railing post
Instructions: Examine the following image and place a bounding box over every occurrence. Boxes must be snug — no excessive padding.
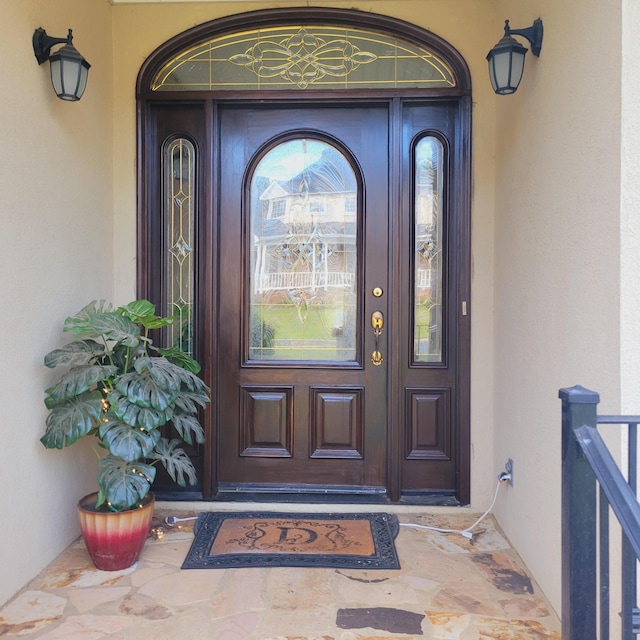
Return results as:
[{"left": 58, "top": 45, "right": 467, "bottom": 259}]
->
[{"left": 559, "top": 385, "right": 600, "bottom": 640}]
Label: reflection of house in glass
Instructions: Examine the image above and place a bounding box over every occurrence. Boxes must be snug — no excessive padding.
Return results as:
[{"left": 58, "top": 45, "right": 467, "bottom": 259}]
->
[
  {"left": 413, "top": 137, "right": 443, "bottom": 362},
  {"left": 252, "top": 144, "right": 357, "bottom": 297},
  {"left": 249, "top": 140, "right": 358, "bottom": 361}
]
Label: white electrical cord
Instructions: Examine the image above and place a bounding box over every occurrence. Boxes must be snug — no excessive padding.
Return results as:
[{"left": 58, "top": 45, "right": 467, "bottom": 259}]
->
[{"left": 399, "top": 477, "right": 505, "bottom": 540}]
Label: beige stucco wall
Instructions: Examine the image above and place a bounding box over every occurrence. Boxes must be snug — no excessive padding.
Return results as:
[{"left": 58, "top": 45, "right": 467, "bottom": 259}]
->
[
  {"left": 621, "top": 0, "right": 640, "bottom": 411},
  {"left": 0, "top": 0, "right": 114, "bottom": 607},
  {"left": 492, "top": 0, "right": 624, "bottom": 612}
]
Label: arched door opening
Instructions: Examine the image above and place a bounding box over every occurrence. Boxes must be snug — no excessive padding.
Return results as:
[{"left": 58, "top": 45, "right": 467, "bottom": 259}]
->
[{"left": 137, "top": 8, "right": 471, "bottom": 505}]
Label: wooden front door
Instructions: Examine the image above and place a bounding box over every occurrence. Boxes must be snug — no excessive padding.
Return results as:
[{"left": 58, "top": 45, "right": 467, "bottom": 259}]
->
[{"left": 212, "top": 100, "right": 467, "bottom": 502}]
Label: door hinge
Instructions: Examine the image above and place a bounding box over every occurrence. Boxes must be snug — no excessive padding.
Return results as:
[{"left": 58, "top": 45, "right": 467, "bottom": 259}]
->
[{"left": 462, "top": 300, "right": 468, "bottom": 316}]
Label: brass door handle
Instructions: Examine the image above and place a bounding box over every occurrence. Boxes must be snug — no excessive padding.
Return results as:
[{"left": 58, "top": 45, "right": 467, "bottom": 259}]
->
[
  {"left": 371, "top": 311, "right": 384, "bottom": 333},
  {"left": 371, "top": 311, "right": 384, "bottom": 366}
]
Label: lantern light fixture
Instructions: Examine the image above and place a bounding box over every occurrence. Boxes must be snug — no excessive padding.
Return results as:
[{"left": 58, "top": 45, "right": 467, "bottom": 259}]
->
[
  {"left": 33, "top": 27, "right": 91, "bottom": 101},
  {"left": 486, "top": 19, "right": 543, "bottom": 95}
]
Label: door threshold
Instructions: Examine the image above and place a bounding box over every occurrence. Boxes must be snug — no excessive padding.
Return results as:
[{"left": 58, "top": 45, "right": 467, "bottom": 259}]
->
[
  {"left": 154, "top": 486, "right": 462, "bottom": 506},
  {"left": 213, "top": 483, "right": 388, "bottom": 504}
]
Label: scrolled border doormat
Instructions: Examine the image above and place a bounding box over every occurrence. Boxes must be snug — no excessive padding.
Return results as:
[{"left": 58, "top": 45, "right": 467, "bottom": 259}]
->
[{"left": 181, "top": 512, "right": 400, "bottom": 569}]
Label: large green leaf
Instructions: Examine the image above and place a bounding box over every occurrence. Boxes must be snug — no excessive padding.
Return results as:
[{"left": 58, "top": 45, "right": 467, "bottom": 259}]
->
[
  {"left": 108, "top": 389, "right": 168, "bottom": 429},
  {"left": 141, "top": 358, "right": 210, "bottom": 400},
  {"left": 173, "top": 390, "right": 210, "bottom": 414},
  {"left": 134, "top": 357, "right": 185, "bottom": 391},
  {"left": 98, "top": 419, "right": 161, "bottom": 462},
  {"left": 44, "top": 340, "right": 106, "bottom": 369},
  {"left": 171, "top": 413, "right": 205, "bottom": 445},
  {"left": 115, "top": 368, "right": 179, "bottom": 411},
  {"left": 118, "top": 300, "right": 174, "bottom": 331},
  {"left": 45, "top": 365, "right": 117, "bottom": 406},
  {"left": 152, "top": 438, "right": 198, "bottom": 487},
  {"left": 156, "top": 347, "right": 201, "bottom": 374},
  {"left": 40, "top": 391, "right": 103, "bottom": 449},
  {"left": 63, "top": 301, "right": 141, "bottom": 347},
  {"left": 97, "top": 455, "right": 156, "bottom": 511}
]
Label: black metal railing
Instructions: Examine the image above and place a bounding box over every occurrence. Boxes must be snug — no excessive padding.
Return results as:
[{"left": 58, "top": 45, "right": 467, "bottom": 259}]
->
[{"left": 560, "top": 385, "right": 640, "bottom": 639}]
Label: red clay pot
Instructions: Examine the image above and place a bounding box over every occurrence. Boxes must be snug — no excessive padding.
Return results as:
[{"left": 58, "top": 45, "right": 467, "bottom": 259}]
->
[{"left": 77, "top": 492, "right": 154, "bottom": 571}]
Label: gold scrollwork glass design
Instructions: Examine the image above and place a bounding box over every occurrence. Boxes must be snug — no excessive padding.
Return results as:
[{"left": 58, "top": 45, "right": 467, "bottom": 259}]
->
[
  {"left": 152, "top": 26, "right": 456, "bottom": 91},
  {"left": 249, "top": 138, "right": 358, "bottom": 362},
  {"left": 164, "top": 137, "right": 195, "bottom": 356},
  {"left": 414, "top": 136, "right": 444, "bottom": 363}
]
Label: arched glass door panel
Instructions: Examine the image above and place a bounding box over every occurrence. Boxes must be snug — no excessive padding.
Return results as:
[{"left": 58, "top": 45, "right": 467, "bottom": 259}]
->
[{"left": 248, "top": 138, "right": 358, "bottom": 362}]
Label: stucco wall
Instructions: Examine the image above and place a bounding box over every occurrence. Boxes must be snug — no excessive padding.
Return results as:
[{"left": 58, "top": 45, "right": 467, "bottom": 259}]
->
[
  {"left": 493, "top": 0, "right": 623, "bottom": 612},
  {"left": 621, "top": 0, "right": 640, "bottom": 411},
  {"left": 0, "top": 0, "right": 113, "bottom": 607}
]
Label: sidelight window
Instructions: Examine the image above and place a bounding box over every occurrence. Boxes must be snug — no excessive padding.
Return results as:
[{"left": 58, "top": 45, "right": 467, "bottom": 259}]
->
[
  {"left": 163, "top": 137, "right": 196, "bottom": 356},
  {"left": 413, "top": 136, "right": 444, "bottom": 363}
]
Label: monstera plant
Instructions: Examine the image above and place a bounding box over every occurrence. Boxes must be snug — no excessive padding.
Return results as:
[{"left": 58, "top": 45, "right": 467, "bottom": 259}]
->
[{"left": 41, "top": 299, "right": 210, "bottom": 513}]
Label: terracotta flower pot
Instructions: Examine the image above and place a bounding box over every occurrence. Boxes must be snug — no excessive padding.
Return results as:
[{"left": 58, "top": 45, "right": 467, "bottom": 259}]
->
[{"left": 77, "top": 492, "right": 155, "bottom": 571}]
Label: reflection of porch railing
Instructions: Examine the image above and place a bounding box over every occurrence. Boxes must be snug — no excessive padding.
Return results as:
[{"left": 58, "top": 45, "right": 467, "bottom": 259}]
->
[
  {"left": 560, "top": 386, "right": 640, "bottom": 639},
  {"left": 417, "top": 268, "right": 433, "bottom": 289},
  {"left": 256, "top": 271, "right": 354, "bottom": 293}
]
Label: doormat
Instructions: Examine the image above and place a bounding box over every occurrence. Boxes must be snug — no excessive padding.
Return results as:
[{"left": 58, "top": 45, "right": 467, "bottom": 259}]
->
[{"left": 181, "top": 512, "right": 400, "bottom": 569}]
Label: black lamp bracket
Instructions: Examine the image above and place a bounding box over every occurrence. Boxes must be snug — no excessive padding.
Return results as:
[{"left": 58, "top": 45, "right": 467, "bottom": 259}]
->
[
  {"left": 503, "top": 18, "right": 543, "bottom": 57},
  {"left": 33, "top": 27, "right": 73, "bottom": 65}
]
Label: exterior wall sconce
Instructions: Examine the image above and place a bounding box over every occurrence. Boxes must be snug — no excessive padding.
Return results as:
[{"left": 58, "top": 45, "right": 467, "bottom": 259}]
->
[
  {"left": 32, "top": 28, "right": 90, "bottom": 101},
  {"left": 486, "top": 19, "right": 543, "bottom": 95}
]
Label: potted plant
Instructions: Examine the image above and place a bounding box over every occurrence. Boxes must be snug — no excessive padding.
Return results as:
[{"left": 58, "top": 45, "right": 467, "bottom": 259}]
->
[{"left": 41, "top": 300, "right": 210, "bottom": 570}]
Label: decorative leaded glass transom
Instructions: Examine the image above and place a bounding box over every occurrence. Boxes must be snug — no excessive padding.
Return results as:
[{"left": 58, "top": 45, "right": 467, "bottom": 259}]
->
[{"left": 152, "top": 26, "right": 456, "bottom": 91}]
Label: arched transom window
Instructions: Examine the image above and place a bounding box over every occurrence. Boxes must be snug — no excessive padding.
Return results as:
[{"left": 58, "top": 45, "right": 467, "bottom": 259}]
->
[{"left": 151, "top": 25, "right": 456, "bottom": 91}]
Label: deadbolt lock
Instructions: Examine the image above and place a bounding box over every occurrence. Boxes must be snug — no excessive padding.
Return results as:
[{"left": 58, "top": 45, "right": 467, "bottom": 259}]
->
[{"left": 372, "top": 287, "right": 383, "bottom": 298}]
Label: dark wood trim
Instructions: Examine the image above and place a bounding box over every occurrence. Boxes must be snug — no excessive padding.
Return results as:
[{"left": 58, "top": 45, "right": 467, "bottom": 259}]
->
[
  {"left": 201, "top": 98, "right": 216, "bottom": 499},
  {"left": 455, "top": 94, "right": 472, "bottom": 505},
  {"left": 387, "top": 97, "right": 403, "bottom": 502}
]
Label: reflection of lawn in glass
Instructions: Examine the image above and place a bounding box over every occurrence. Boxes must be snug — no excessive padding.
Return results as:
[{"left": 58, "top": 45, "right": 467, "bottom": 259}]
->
[
  {"left": 414, "top": 300, "right": 440, "bottom": 361},
  {"left": 253, "top": 302, "right": 355, "bottom": 361}
]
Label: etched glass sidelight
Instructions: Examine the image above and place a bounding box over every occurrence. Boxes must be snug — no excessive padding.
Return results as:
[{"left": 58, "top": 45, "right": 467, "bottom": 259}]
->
[
  {"left": 249, "top": 139, "right": 358, "bottom": 362},
  {"left": 414, "top": 136, "right": 444, "bottom": 363},
  {"left": 164, "top": 138, "right": 195, "bottom": 356}
]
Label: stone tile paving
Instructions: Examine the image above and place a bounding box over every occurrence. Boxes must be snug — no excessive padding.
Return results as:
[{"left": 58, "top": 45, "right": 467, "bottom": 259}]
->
[{"left": 0, "top": 509, "right": 560, "bottom": 638}]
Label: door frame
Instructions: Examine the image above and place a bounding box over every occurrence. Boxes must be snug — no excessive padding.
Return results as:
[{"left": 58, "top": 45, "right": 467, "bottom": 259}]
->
[{"left": 136, "top": 8, "right": 472, "bottom": 504}]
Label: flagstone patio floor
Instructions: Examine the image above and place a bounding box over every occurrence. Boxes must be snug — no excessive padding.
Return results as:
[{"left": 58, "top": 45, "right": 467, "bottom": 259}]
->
[{"left": 0, "top": 504, "right": 561, "bottom": 639}]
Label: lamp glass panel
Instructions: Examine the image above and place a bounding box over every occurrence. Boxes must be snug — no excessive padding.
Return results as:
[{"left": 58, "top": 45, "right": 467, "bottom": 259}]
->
[
  {"left": 61, "top": 58, "right": 82, "bottom": 97},
  {"left": 489, "top": 46, "right": 526, "bottom": 94},
  {"left": 508, "top": 50, "right": 525, "bottom": 90},
  {"left": 492, "top": 50, "right": 514, "bottom": 90},
  {"left": 77, "top": 64, "right": 89, "bottom": 99},
  {"left": 50, "top": 58, "right": 63, "bottom": 95},
  {"left": 51, "top": 55, "right": 83, "bottom": 100}
]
